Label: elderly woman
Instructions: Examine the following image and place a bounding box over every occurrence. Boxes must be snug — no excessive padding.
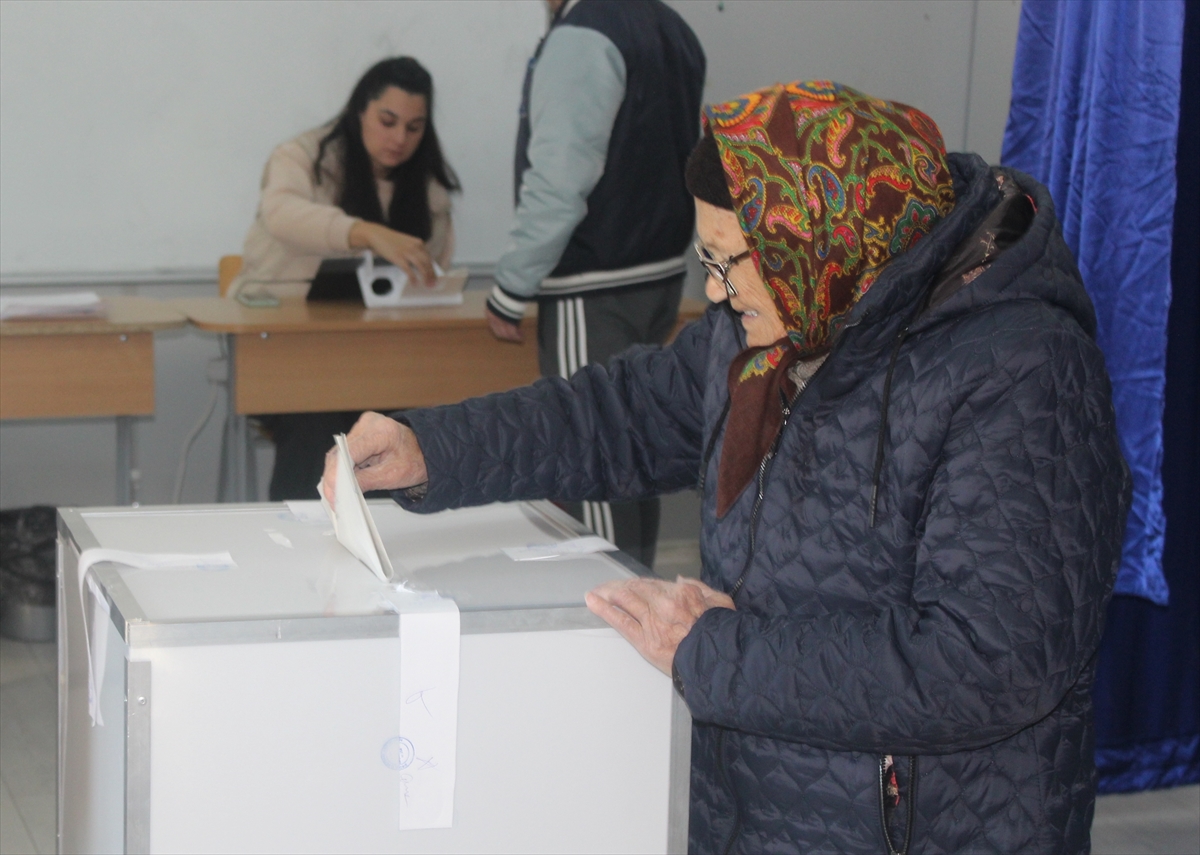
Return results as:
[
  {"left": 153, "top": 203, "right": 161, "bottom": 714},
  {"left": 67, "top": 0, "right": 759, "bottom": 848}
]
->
[{"left": 325, "top": 82, "right": 1129, "bottom": 854}]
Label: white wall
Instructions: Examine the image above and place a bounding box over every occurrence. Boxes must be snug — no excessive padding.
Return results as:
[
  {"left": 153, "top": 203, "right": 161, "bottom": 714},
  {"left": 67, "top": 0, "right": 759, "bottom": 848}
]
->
[
  {"left": 0, "top": 0, "right": 1022, "bottom": 514},
  {"left": 0, "top": 0, "right": 544, "bottom": 277},
  {"left": 670, "top": 0, "right": 1021, "bottom": 164}
]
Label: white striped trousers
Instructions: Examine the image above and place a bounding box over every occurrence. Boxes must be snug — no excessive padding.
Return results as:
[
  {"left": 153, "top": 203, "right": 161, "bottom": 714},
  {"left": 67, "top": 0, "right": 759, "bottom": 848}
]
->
[{"left": 557, "top": 297, "right": 615, "bottom": 544}]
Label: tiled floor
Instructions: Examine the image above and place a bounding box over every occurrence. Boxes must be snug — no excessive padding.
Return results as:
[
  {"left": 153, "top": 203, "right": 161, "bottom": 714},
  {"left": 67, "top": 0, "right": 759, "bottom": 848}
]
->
[
  {"left": 2, "top": 634, "right": 1197, "bottom": 854},
  {"left": 0, "top": 639, "right": 56, "bottom": 855}
]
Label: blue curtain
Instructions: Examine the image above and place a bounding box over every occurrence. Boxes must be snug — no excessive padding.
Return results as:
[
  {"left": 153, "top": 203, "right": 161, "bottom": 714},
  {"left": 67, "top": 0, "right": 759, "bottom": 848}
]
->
[
  {"left": 1092, "top": 0, "right": 1200, "bottom": 795},
  {"left": 1002, "top": 0, "right": 1198, "bottom": 793},
  {"left": 1002, "top": 0, "right": 1183, "bottom": 605}
]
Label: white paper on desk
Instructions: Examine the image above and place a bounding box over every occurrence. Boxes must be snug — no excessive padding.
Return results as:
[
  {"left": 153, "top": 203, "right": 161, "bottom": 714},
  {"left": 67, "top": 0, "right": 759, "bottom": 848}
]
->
[
  {"left": 317, "top": 434, "right": 395, "bottom": 582},
  {"left": 76, "top": 548, "right": 236, "bottom": 726},
  {"left": 0, "top": 291, "right": 104, "bottom": 320},
  {"left": 397, "top": 266, "right": 467, "bottom": 307}
]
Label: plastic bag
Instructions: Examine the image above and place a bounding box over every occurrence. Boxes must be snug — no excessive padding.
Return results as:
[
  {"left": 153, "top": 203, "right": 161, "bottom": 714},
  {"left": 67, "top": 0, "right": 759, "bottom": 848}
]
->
[{"left": 0, "top": 506, "right": 58, "bottom": 606}]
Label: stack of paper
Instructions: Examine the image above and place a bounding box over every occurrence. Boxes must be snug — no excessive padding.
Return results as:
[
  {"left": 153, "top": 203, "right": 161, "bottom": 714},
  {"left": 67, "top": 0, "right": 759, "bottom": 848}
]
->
[
  {"left": 395, "top": 267, "right": 468, "bottom": 307},
  {"left": 0, "top": 291, "right": 105, "bottom": 320},
  {"left": 357, "top": 253, "right": 468, "bottom": 309}
]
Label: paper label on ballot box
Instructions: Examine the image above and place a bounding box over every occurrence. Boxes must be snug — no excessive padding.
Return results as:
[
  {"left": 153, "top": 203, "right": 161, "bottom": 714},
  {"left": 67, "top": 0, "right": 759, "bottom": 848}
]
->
[{"left": 396, "top": 604, "right": 461, "bottom": 829}]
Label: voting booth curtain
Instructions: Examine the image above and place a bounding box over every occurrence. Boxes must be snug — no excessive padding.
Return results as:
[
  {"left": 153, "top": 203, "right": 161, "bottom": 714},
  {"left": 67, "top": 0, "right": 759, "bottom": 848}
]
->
[{"left": 1002, "top": 0, "right": 1198, "bottom": 793}]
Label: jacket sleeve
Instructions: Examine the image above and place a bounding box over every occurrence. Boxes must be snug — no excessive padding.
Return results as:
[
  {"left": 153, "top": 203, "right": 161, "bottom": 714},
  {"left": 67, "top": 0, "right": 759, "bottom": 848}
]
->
[
  {"left": 673, "top": 327, "right": 1130, "bottom": 754},
  {"left": 487, "top": 24, "right": 627, "bottom": 322},
  {"left": 258, "top": 140, "right": 358, "bottom": 254},
  {"left": 393, "top": 311, "right": 714, "bottom": 512}
]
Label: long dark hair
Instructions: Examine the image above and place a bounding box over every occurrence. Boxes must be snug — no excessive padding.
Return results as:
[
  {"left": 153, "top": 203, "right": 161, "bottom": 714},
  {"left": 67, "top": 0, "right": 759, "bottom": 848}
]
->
[{"left": 315, "top": 57, "right": 459, "bottom": 240}]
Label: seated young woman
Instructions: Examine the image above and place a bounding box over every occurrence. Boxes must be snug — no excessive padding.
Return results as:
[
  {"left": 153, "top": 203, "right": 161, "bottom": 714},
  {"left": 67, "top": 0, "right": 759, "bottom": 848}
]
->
[{"left": 227, "top": 56, "right": 459, "bottom": 500}]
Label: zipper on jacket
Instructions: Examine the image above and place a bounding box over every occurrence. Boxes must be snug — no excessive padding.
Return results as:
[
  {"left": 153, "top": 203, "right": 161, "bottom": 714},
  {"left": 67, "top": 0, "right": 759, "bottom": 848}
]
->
[
  {"left": 716, "top": 394, "right": 794, "bottom": 855},
  {"left": 728, "top": 394, "right": 793, "bottom": 600},
  {"left": 868, "top": 324, "right": 910, "bottom": 527},
  {"left": 696, "top": 397, "right": 732, "bottom": 495},
  {"left": 878, "top": 754, "right": 918, "bottom": 855}
]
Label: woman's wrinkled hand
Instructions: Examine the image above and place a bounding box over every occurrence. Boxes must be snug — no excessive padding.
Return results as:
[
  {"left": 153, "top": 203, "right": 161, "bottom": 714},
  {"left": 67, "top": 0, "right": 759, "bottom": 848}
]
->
[
  {"left": 320, "top": 412, "right": 428, "bottom": 504},
  {"left": 585, "top": 576, "right": 735, "bottom": 675},
  {"left": 349, "top": 221, "right": 437, "bottom": 286}
]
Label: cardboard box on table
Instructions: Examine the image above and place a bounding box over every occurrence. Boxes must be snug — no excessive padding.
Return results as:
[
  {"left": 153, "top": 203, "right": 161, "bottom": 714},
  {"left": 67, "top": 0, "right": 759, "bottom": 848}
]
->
[{"left": 57, "top": 500, "right": 690, "bottom": 854}]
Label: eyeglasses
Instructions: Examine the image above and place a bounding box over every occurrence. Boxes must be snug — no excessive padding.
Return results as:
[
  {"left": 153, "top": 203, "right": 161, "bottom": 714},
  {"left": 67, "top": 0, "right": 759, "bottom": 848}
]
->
[{"left": 695, "top": 242, "right": 752, "bottom": 299}]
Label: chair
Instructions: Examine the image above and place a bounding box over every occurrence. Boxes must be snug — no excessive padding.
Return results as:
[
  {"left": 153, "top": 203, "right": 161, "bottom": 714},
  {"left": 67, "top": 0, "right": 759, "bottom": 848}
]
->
[{"left": 218, "top": 254, "right": 243, "bottom": 297}]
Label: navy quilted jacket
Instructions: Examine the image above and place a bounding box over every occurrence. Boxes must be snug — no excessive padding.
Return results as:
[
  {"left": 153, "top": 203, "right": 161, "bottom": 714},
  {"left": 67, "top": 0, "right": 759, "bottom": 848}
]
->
[{"left": 398, "top": 153, "right": 1131, "bottom": 854}]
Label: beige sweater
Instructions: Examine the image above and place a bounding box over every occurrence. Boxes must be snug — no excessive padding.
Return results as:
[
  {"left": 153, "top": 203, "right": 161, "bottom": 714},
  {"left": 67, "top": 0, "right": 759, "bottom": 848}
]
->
[{"left": 228, "top": 125, "right": 454, "bottom": 299}]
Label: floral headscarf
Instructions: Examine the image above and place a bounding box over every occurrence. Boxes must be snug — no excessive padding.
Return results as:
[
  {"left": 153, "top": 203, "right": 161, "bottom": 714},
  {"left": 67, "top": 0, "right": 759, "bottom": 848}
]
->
[{"left": 706, "top": 81, "right": 955, "bottom": 517}]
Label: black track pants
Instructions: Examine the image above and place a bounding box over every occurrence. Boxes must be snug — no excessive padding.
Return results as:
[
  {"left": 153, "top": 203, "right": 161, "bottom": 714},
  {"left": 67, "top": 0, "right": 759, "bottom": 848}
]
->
[{"left": 536, "top": 274, "right": 685, "bottom": 571}]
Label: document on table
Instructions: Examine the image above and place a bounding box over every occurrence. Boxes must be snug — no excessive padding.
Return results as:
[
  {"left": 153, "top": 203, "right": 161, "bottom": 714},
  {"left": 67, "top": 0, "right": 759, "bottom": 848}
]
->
[
  {"left": 317, "top": 434, "right": 395, "bottom": 582},
  {"left": 396, "top": 265, "right": 467, "bottom": 307},
  {"left": 0, "top": 291, "right": 104, "bottom": 320}
]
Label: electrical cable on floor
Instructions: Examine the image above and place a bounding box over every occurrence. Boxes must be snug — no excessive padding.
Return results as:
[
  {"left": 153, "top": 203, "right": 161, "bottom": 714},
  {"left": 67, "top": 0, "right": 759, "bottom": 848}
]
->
[{"left": 172, "top": 355, "right": 226, "bottom": 503}]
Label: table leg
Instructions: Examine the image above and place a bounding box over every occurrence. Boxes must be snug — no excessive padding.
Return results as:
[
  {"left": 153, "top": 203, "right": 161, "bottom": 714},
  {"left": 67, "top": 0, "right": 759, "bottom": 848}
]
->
[
  {"left": 232, "top": 412, "right": 248, "bottom": 502},
  {"left": 222, "top": 334, "right": 250, "bottom": 503},
  {"left": 244, "top": 428, "right": 259, "bottom": 502},
  {"left": 116, "top": 416, "right": 134, "bottom": 505}
]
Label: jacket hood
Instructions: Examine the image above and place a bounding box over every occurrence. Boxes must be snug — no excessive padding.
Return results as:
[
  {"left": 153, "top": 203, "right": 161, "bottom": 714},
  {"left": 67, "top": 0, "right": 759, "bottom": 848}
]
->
[{"left": 835, "top": 152, "right": 1095, "bottom": 357}]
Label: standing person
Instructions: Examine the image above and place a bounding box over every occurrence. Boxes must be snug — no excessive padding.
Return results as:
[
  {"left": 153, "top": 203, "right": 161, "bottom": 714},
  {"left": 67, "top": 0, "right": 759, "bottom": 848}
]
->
[
  {"left": 485, "top": 0, "right": 705, "bottom": 568},
  {"left": 326, "top": 82, "right": 1130, "bottom": 853},
  {"left": 227, "top": 57, "right": 459, "bottom": 500}
]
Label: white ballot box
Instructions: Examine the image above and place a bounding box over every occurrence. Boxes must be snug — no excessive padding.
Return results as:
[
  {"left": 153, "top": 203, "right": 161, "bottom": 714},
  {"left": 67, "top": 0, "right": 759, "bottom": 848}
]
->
[{"left": 57, "top": 501, "right": 689, "bottom": 854}]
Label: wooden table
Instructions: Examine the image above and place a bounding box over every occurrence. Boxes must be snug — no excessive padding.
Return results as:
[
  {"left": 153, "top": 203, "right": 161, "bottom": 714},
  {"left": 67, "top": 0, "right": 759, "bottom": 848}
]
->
[
  {"left": 0, "top": 295, "right": 186, "bottom": 504},
  {"left": 176, "top": 290, "right": 707, "bottom": 501}
]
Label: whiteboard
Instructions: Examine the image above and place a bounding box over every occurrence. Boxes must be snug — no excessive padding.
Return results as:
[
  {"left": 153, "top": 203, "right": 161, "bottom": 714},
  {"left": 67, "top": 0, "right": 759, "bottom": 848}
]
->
[
  {"left": 0, "top": 0, "right": 545, "bottom": 277},
  {"left": 0, "top": 0, "right": 1021, "bottom": 282}
]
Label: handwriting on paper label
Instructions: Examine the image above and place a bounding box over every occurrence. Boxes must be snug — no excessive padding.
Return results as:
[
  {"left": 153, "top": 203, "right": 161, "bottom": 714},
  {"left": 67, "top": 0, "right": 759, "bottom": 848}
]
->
[
  {"left": 397, "top": 609, "right": 459, "bottom": 828},
  {"left": 381, "top": 736, "right": 415, "bottom": 771}
]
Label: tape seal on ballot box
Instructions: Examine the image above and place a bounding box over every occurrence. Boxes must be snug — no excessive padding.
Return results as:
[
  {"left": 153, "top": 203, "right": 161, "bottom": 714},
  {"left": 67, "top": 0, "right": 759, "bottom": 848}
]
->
[
  {"left": 75, "top": 548, "right": 236, "bottom": 726},
  {"left": 320, "top": 435, "right": 462, "bottom": 829}
]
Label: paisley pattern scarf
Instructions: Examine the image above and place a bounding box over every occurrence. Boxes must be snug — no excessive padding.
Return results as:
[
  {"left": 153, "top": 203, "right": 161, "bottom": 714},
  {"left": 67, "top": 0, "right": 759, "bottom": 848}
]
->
[{"left": 707, "top": 81, "right": 955, "bottom": 517}]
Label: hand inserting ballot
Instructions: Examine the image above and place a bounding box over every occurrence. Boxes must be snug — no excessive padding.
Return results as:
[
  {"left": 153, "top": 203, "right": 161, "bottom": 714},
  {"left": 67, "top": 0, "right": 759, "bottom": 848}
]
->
[
  {"left": 586, "top": 576, "right": 735, "bottom": 676},
  {"left": 320, "top": 411, "right": 428, "bottom": 505}
]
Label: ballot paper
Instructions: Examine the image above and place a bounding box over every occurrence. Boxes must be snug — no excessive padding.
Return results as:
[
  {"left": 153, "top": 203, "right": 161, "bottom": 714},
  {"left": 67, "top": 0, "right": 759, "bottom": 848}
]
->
[
  {"left": 318, "top": 433, "right": 395, "bottom": 582},
  {"left": 395, "top": 266, "right": 467, "bottom": 308},
  {"left": 0, "top": 291, "right": 104, "bottom": 320},
  {"left": 76, "top": 548, "right": 236, "bottom": 726}
]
